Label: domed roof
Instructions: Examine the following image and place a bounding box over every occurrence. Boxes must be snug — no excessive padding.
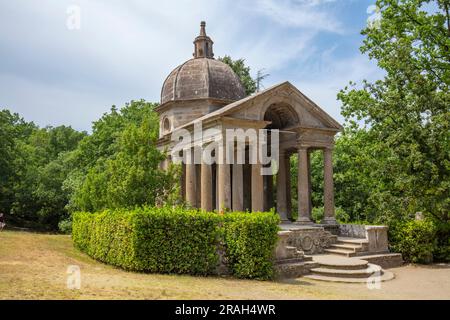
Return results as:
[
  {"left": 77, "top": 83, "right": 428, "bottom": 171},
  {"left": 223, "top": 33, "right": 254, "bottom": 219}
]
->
[
  {"left": 160, "top": 22, "right": 246, "bottom": 105},
  {"left": 161, "top": 58, "right": 246, "bottom": 104}
]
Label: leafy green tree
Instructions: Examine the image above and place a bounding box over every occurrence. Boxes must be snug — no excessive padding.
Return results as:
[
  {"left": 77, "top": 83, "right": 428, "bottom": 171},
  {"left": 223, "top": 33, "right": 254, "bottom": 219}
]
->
[
  {"left": 339, "top": 0, "right": 449, "bottom": 222},
  {"left": 219, "top": 55, "right": 257, "bottom": 95},
  {"left": 336, "top": 0, "right": 449, "bottom": 260},
  {"left": 9, "top": 125, "right": 86, "bottom": 229},
  {"left": 70, "top": 100, "right": 178, "bottom": 212}
]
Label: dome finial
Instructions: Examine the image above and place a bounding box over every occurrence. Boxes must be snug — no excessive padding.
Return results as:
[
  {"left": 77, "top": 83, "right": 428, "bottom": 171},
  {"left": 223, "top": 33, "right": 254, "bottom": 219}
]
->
[
  {"left": 200, "top": 21, "right": 206, "bottom": 36},
  {"left": 193, "top": 21, "right": 214, "bottom": 59}
]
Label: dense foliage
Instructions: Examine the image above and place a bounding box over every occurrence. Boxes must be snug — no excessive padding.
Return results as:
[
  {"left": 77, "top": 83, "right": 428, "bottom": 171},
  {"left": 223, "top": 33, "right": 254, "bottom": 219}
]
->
[
  {"left": 0, "top": 100, "right": 178, "bottom": 231},
  {"left": 73, "top": 207, "right": 280, "bottom": 279},
  {"left": 389, "top": 219, "right": 437, "bottom": 263},
  {"left": 222, "top": 211, "right": 280, "bottom": 280},
  {"left": 68, "top": 100, "right": 178, "bottom": 213},
  {"left": 73, "top": 208, "right": 221, "bottom": 274},
  {"left": 335, "top": 0, "right": 449, "bottom": 262},
  {"left": 0, "top": 110, "right": 86, "bottom": 230}
]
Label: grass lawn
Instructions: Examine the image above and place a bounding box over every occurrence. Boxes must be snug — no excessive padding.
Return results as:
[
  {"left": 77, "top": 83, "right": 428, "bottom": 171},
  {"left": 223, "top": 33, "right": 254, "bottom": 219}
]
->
[{"left": 0, "top": 230, "right": 449, "bottom": 300}]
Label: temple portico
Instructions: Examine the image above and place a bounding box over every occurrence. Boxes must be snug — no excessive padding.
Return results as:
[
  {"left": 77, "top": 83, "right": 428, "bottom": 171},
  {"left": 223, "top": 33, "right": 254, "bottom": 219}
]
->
[{"left": 156, "top": 22, "right": 342, "bottom": 224}]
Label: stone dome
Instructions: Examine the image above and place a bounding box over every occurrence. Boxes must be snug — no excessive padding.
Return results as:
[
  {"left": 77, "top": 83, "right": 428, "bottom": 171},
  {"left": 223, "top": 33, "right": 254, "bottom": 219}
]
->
[
  {"left": 160, "top": 21, "right": 246, "bottom": 105},
  {"left": 161, "top": 58, "right": 246, "bottom": 104}
]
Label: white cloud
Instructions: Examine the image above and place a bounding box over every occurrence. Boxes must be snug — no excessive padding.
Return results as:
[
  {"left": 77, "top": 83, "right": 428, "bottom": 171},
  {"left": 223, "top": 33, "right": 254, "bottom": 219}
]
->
[{"left": 248, "top": 0, "right": 343, "bottom": 33}]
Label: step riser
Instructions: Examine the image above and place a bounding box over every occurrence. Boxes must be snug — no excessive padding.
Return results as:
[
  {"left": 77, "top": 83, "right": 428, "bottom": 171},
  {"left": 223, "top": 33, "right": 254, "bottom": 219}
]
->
[
  {"left": 304, "top": 271, "right": 394, "bottom": 283},
  {"left": 311, "top": 272, "right": 378, "bottom": 279},
  {"left": 330, "top": 245, "right": 364, "bottom": 252},
  {"left": 324, "top": 249, "right": 357, "bottom": 257},
  {"left": 311, "top": 270, "right": 380, "bottom": 279},
  {"left": 337, "top": 241, "right": 369, "bottom": 251},
  {"left": 314, "top": 264, "right": 368, "bottom": 270}
]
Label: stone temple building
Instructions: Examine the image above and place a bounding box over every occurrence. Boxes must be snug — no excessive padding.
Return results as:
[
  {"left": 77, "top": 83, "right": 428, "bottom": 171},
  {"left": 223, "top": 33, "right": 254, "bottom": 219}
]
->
[
  {"left": 156, "top": 22, "right": 402, "bottom": 281},
  {"left": 156, "top": 22, "right": 343, "bottom": 225}
]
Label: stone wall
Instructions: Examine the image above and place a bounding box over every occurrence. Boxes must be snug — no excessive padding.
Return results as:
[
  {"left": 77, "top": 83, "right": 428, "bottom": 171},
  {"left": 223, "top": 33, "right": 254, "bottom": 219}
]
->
[
  {"left": 339, "top": 224, "right": 367, "bottom": 238},
  {"left": 284, "top": 226, "right": 337, "bottom": 255},
  {"left": 339, "top": 224, "right": 389, "bottom": 253}
]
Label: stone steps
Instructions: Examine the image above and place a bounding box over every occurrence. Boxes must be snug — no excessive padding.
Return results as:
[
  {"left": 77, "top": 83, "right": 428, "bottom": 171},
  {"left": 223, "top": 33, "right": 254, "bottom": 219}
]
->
[
  {"left": 324, "top": 248, "right": 358, "bottom": 257},
  {"left": 310, "top": 255, "right": 368, "bottom": 270},
  {"left": 310, "top": 263, "right": 381, "bottom": 278},
  {"left": 323, "top": 237, "right": 370, "bottom": 257},
  {"left": 322, "top": 237, "right": 404, "bottom": 268},
  {"left": 303, "top": 255, "right": 394, "bottom": 283},
  {"left": 337, "top": 237, "right": 368, "bottom": 245},
  {"left": 304, "top": 271, "right": 394, "bottom": 283},
  {"left": 329, "top": 243, "right": 364, "bottom": 251},
  {"left": 275, "top": 237, "right": 315, "bottom": 278}
]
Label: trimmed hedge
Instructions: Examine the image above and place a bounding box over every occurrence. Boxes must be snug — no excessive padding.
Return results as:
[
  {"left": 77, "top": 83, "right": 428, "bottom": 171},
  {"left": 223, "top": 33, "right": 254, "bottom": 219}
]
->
[
  {"left": 222, "top": 212, "right": 280, "bottom": 280},
  {"left": 72, "top": 207, "right": 279, "bottom": 279}
]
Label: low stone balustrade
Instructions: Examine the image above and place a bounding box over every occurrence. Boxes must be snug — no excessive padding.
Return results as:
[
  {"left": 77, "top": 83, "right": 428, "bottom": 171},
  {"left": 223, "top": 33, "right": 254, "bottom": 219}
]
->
[{"left": 339, "top": 224, "right": 389, "bottom": 253}]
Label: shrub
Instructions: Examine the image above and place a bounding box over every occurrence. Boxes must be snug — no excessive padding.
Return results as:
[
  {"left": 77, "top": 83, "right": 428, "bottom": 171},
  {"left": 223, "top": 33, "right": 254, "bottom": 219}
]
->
[
  {"left": 433, "top": 221, "right": 450, "bottom": 262},
  {"left": 133, "top": 207, "right": 221, "bottom": 274},
  {"left": 389, "top": 219, "right": 437, "bottom": 264},
  {"left": 58, "top": 219, "right": 72, "bottom": 234},
  {"left": 72, "top": 207, "right": 280, "bottom": 279},
  {"left": 73, "top": 207, "right": 220, "bottom": 275},
  {"left": 222, "top": 211, "right": 280, "bottom": 280}
]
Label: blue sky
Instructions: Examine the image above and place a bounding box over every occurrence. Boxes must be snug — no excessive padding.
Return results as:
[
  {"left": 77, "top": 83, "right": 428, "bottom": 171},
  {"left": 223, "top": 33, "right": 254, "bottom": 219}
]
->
[{"left": 0, "top": 0, "right": 383, "bottom": 132}]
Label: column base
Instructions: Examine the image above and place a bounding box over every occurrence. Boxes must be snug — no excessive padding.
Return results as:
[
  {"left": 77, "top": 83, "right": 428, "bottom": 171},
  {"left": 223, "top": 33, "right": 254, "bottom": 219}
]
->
[
  {"left": 322, "top": 217, "right": 338, "bottom": 225},
  {"left": 294, "top": 217, "right": 314, "bottom": 225}
]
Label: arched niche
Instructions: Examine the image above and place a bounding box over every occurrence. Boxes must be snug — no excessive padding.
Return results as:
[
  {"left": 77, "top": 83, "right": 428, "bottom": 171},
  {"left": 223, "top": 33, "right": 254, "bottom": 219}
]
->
[{"left": 263, "top": 102, "right": 299, "bottom": 130}]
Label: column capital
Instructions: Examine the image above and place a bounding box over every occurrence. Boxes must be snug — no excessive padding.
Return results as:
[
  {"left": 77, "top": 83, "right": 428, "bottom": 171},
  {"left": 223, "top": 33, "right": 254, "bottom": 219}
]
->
[
  {"left": 324, "top": 144, "right": 335, "bottom": 151},
  {"left": 298, "top": 145, "right": 310, "bottom": 152}
]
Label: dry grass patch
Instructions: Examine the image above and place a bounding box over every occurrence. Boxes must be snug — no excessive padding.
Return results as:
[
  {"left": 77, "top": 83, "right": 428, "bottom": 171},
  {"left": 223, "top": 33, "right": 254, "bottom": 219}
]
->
[{"left": 1, "top": 230, "right": 449, "bottom": 300}]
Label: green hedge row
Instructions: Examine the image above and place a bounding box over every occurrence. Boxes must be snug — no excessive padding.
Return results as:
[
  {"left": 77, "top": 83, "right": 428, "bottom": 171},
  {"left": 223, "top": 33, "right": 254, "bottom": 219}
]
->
[
  {"left": 72, "top": 207, "right": 280, "bottom": 279},
  {"left": 223, "top": 212, "right": 280, "bottom": 279}
]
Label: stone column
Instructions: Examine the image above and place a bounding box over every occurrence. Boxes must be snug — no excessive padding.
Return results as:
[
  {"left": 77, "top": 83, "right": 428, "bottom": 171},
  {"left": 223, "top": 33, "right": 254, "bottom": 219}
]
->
[
  {"left": 217, "top": 143, "right": 231, "bottom": 212},
  {"left": 251, "top": 162, "right": 264, "bottom": 212},
  {"left": 201, "top": 162, "right": 213, "bottom": 211},
  {"left": 232, "top": 163, "right": 244, "bottom": 211},
  {"left": 185, "top": 149, "right": 197, "bottom": 207},
  {"left": 276, "top": 152, "right": 290, "bottom": 222},
  {"left": 286, "top": 154, "right": 292, "bottom": 219},
  {"left": 296, "top": 147, "right": 313, "bottom": 224},
  {"left": 323, "top": 147, "right": 337, "bottom": 224}
]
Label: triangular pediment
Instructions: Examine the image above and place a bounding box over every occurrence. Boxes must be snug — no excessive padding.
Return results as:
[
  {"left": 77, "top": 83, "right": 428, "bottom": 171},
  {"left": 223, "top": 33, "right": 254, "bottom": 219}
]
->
[{"left": 176, "top": 81, "right": 343, "bottom": 132}]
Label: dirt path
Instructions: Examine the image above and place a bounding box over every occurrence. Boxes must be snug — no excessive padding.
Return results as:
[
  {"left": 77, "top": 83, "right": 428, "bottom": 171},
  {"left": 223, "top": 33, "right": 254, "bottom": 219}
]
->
[{"left": 0, "top": 230, "right": 449, "bottom": 300}]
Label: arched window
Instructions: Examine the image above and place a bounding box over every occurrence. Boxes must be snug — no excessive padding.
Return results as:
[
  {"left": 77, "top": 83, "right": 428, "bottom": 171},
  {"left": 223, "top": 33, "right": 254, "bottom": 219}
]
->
[{"left": 163, "top": 117, "right": 171, "bottom": 134}]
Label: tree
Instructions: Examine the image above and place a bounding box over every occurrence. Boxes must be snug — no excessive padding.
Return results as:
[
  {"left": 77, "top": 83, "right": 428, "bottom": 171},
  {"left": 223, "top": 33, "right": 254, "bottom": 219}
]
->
[
  {"left": 0, "top": 110, "right": 87, "bottom": 230},
  {"left": 337, "top": 0, "right": 449, "bottom": 260},
  {"left": 219, "top": 55, "right": 257, "bottom": 95},
  {"left": 0, "top": 110, "right": 34, "bottom": 214},
  {"left": 69, "top": 100, "right": 178, "bottom": 212}
]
